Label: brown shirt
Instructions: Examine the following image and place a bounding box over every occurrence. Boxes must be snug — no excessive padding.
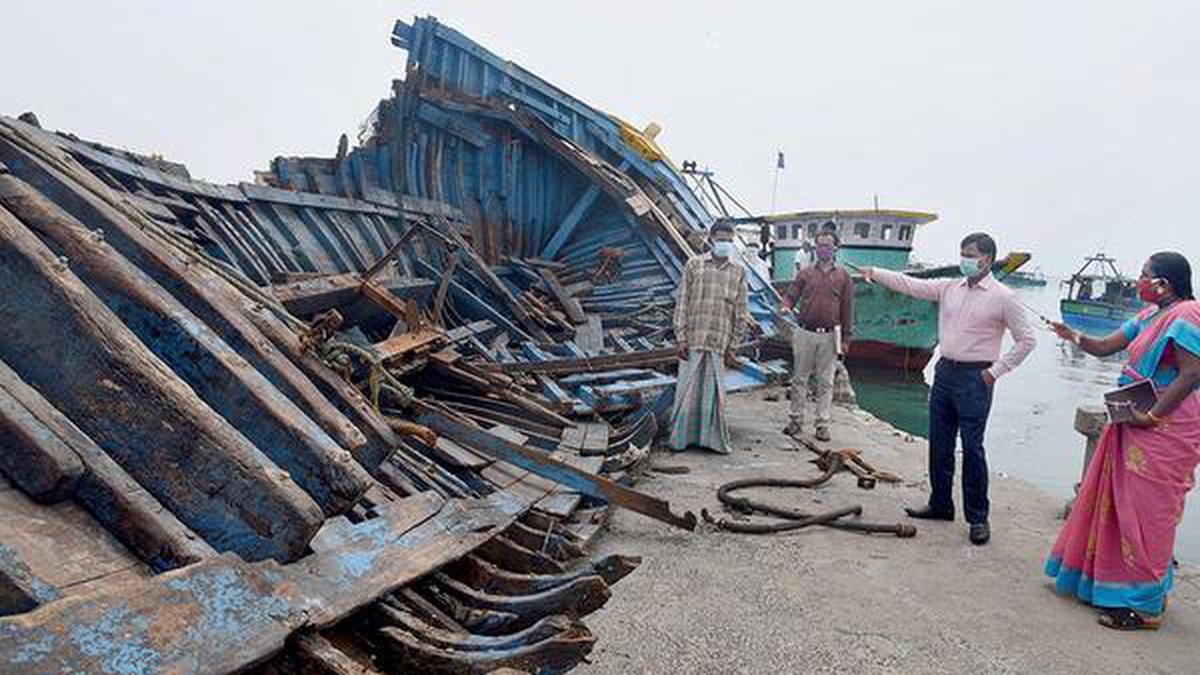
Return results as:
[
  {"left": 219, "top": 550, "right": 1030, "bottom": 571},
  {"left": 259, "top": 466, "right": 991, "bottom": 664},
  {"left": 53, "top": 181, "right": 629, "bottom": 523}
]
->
[{"left": 782, "top": 264, "right": 855, "bottom": 342}]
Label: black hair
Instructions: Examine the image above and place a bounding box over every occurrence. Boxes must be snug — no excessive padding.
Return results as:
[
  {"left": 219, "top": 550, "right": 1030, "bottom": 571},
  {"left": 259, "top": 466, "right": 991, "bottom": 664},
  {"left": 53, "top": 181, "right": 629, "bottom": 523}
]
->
[
  {"left": 815, "top": 229, "right": 840, "bottom": 246},
  {"left": 1149, "top": 251, "right": 1195, "bottom": 300},
  {"left": 709, "top": 221, "right": 735, "bottom": 235},
  {"left": 960, "top": 232, "right": 997, "bottom": 260}
]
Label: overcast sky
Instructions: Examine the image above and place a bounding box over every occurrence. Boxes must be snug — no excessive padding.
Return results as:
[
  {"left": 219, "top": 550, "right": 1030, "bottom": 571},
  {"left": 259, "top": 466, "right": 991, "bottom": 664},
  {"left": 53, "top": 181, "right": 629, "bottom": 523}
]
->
[{"left": 5, "top": 1, "right": 1197, "bottom": 275}]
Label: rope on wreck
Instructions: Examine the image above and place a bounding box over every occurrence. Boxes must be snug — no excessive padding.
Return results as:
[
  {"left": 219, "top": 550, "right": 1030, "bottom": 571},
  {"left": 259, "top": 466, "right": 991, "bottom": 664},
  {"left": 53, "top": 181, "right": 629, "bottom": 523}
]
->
[{"left": 702, "top": 451, "right": 917, "bottom": 538}]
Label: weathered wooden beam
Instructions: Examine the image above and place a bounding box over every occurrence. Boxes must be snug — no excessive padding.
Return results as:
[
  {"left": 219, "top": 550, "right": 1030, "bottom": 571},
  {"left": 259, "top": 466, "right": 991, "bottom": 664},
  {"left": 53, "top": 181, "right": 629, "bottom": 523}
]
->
[
  {"left": 537, "top": 268, "right": 587, "bottom": 324},
  {"left": 431, "top": 249, "right": 460, "bottom": 326},
  {"left": 420, "top": 583, "right": 522, "bottom": 635},
  {"left": 0, "top": 204, "right": 323, "bottom": 562},
  {"left": 0, "top": 540, "right": 61, "bottom": 616},
  {"left": 0, "top": 131, "right": 377, "bottom": 470},
  {"left": 474, "top": 536, "right": 566, "bottom": 576},
  {"left": 0, "top": 384, "right": 83, "bottom": 503},
  {"left": 0, "top": 489, "right": 525, "bottom": 674},
  {"left": 373, "top": 605, "right": 571, "bottom": 656},
  {"left": 286, "top": 632, "right": 386, "bottom": 675},
  {"left": 436, "top": 219, "right": 552, "bottom": 342},
  {"left": 372, "top": 328, "right": 446, "bottom": 362},
  {"left": 0, "top": 174, "right": 373, "bottom": 517},
  {"left": 374, "top": 623, "right": 594, "bottom": 675},
  {"left": 415, "top": 406, "right": 698, "bottom": 531},
  {"left": 430, "top": 573, "right": 610, "bottom": 624},
  {"left": 271, "top": 272, "right": 434, "bottom": 317},
  {"left": 502, "top": 521, "right": 586, "bottom": 562},
  {"left": 449, "top": 553, "right": 640, "bottom": 597},
  {"left": 478, "top": 346, "right": 681, "bottom": 375},
  {"left": 413, "top": 258, "right": 531, "bottom": 341},
  {"left": 0, "top": 359, "right": 215, "bottom": 571}
]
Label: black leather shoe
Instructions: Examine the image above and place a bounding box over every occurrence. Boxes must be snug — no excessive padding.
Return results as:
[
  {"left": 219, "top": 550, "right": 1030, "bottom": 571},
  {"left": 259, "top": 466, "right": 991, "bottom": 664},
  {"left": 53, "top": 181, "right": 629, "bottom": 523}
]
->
[
  {"left": 904, "top": 505, "right": 954, "bottom": 521},
  {"left": 969, "top": 523, "right": 990, "bottom": 545}
]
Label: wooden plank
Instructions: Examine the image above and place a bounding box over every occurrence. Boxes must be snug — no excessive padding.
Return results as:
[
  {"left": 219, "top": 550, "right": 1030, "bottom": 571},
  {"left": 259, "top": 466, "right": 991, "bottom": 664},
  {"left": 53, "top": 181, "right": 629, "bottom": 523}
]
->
[
  {"left": 558, "top": 425, "right": 586, "bottom": 452},
  {"left": 0, "top": 476, "right": 152, "bottom": 604},
  {"left": 289, "top": 632, "right": 386, "bottom": 675},
  {"left": 432, "top": 249, "right": 461, "bottom": 326},
  {"left": 430, "top": 437, "right": 491, "bottom": 470},
  {"left": 0, "top": 359, "right": 215, "bottom": 572},
  {"left": 0, "top": 174, "right": 374, "bottom": 518},
  {"left": 0, "top": 130, "right": 381, "bottom": 472},
  {"left": 535, "top": 454, "right": 604, "bottom": 519},
  {"left": 580, "top": 423, "right": 610, "bottom": 456},
  {"left": 373, "top": 329, "right": 446, "bottom": 362},
  {"left": 0, "top": 383, "right": 83, "bottom": 503},
  {"left": 416, "top": 407, "right": 697, "bottom": 531},
  {"left": 0, "top": 489, "right": 528, "bottom": 674},
  {"left": 438, "top": 221, "right": 552, "bottom": 342},
  {"left": 537, "top": 268, "right": 587, "bottom": 324},
  {"left": 575, "top": 315, "right": 604, "bottom": 354},
  {"left": 0, "top": 203, "right": 323, "bottom": 563}
]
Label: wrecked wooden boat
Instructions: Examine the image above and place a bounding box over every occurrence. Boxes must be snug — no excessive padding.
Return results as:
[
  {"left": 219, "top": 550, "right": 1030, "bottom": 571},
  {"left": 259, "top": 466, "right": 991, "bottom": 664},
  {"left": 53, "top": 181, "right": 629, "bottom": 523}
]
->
[{"left": 0, "top": 14, "right": 787, "bottom": 674}]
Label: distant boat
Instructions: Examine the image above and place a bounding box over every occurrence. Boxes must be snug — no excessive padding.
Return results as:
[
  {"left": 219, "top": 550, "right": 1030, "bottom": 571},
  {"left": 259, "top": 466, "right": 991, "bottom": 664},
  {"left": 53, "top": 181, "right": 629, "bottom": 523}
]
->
[
  {"left": 1002, "top": 268, "right": 1049, "bottom": 288},
  {"left": 1060, "top": 254, "right": 1143, "bottom": 336}
]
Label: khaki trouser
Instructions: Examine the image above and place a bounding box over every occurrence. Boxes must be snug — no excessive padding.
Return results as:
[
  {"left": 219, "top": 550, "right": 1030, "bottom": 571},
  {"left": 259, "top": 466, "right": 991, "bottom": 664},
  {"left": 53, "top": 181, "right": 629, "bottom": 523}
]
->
[{"left": 790, "top": 328, "right": 837, "bottom": 428}]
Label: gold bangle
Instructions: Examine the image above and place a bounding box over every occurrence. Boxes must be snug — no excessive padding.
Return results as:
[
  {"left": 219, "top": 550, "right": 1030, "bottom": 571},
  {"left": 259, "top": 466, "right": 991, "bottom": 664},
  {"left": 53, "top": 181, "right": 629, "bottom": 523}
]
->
[{"left": 1148, "top": 412, "right": 1166, "bottom": 426}]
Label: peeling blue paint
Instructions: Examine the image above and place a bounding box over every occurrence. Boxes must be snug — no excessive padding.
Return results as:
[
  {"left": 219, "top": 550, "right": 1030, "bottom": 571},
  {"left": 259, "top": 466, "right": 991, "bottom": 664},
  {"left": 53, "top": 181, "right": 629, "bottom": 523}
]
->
[{"left": 68, "top": 603, "right": 160, "bottom": 675}]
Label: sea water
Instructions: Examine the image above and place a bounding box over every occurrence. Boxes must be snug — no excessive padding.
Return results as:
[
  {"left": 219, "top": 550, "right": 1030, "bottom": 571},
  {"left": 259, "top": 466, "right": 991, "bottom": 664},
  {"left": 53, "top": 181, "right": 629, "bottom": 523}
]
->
[{"left": 851, "top": 282, "right": 1200, "bottom": 563}]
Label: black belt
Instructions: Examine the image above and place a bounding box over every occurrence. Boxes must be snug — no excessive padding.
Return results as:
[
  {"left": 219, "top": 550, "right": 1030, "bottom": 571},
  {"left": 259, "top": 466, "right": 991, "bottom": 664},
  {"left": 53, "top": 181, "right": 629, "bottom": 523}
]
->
[
  {"left": 940, "top": 358, "right": 993, "bottom": 370},
  {"left": 798, "top": 324, "right": 834, "bottom": 334}
]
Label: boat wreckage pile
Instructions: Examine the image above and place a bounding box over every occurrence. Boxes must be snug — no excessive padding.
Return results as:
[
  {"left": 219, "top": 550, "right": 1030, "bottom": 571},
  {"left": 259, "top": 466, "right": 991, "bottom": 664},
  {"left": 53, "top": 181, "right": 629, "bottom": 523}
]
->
[{"left": 0, "top": 16, "right": 792, "bottom": 675}]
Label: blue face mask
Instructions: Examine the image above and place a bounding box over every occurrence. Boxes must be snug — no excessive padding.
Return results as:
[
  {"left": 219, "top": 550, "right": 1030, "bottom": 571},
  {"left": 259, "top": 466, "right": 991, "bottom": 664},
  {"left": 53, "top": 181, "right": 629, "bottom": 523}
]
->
[
  {"left": 712, "top": 241, "right": 736, "bottom": 259},
  {"left": 960, "top": 256, "right": 982, "bottom": 278}
]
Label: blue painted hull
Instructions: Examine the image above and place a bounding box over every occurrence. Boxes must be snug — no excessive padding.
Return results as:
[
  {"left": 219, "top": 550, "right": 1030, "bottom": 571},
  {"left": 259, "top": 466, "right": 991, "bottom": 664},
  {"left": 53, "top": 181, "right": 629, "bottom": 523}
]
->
[{"left": 1060, "top": 299, "right": 1141, "bottom": 336}]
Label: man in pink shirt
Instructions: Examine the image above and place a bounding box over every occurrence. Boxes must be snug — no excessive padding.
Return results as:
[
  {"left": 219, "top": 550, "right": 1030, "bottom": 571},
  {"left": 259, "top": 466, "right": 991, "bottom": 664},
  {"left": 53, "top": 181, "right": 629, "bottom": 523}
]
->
[{"left": 861, "top": 233, "right": 1036, "bottom": 545}]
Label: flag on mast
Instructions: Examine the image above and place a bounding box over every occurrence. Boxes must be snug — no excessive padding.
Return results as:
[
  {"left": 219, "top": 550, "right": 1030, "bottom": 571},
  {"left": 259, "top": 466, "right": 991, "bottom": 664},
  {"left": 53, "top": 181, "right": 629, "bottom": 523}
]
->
[{"left": 776, "top": 151, "right": 786, "bottom": 169}]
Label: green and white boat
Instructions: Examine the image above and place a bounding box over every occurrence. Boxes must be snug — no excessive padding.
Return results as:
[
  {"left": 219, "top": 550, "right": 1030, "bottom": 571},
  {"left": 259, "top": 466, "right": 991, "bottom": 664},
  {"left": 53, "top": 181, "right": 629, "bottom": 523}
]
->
[{"left": 762, "top": 209, "right": 1030, "bottom": 372}]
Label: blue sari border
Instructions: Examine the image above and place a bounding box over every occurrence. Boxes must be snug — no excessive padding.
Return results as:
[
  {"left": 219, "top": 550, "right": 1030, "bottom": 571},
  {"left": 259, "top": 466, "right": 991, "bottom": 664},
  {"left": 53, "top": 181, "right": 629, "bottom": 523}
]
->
[{"left": 1045, "top": 555, "right": 1174, "bottom": 616}]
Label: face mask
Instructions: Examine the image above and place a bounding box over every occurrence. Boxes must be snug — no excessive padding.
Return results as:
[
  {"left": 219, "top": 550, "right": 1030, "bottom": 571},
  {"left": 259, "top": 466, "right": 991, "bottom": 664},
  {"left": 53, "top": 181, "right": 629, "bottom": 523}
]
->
[
  {"left": 1137, "top": 277, "right": 1163, "bottom": 302},
  {"left": 815, "top": 245, "right": 836, "bottom": 262},
  {"left": 960, "top": 257, "right": 982, "bottom": 278},
  {"left": 712, "top": 241, "right": 735, "bottom": 259}
]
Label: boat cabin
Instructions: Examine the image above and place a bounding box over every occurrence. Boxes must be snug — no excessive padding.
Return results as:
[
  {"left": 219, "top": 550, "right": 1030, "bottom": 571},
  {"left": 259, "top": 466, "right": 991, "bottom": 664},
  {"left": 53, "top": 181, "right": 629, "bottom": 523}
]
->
[{"left": 763, "top": 209, "right": 937, "bottom": 280}]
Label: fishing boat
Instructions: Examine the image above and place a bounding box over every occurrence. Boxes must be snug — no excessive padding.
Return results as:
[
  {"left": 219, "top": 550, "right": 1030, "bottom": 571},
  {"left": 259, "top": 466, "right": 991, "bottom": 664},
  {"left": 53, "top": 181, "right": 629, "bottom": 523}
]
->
[
  {"left": 1060, "top": 253, "right": 1142, "bottom": 335},
  {"left": 765, "top": 209, "right": 939, "bottom": 371},
  {"left": 764, "top": 209, "right": 1031, "bottom": 371},
  {"left": 1002, "top": 268, "right": 1049, "bottom": 288}
]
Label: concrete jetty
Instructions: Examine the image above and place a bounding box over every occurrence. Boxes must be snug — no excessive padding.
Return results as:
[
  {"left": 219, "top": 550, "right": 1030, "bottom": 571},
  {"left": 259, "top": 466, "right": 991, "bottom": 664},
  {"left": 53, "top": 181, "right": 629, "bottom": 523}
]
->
[{"left": 579, "top": 388, "right": 1199, "bottom": 675}]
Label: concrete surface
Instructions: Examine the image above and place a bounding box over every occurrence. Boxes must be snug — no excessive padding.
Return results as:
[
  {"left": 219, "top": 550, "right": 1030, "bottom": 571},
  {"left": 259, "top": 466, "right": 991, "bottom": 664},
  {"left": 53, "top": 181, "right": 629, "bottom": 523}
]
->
[{"left": 578, "top": 388, "right": 1200, "bottom": 675}]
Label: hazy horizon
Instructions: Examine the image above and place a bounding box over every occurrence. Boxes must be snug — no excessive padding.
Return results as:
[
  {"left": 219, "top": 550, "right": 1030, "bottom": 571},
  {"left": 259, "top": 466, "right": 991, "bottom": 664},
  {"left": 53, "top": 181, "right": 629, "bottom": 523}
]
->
[{"left": 5, "top": 1, "right": 1197, "bottom": 276}]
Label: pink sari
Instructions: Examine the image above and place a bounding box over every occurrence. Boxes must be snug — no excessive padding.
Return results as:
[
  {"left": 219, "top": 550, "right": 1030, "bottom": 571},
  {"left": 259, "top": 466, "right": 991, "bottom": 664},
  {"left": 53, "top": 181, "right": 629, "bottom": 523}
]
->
[{"left": 1046, "top": 300, "right": 1200, "bottom": 615}]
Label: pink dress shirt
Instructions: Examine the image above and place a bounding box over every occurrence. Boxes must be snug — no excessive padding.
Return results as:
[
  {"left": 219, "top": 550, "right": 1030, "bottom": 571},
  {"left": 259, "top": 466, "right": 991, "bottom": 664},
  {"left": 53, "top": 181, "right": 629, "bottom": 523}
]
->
[{"left": 871, "top": 269, "right": 1036, "bottom": 379}]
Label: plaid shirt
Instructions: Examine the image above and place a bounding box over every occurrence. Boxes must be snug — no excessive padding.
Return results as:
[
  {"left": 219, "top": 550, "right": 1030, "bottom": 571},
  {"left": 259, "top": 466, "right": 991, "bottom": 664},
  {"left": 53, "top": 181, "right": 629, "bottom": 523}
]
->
[{"left": 673, "top": 253, "right": 750, "bottom": 353}]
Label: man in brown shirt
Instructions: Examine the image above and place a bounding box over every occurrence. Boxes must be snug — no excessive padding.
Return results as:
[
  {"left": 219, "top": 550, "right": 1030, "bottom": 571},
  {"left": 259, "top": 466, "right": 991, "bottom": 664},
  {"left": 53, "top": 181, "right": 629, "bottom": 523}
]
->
[{"left": 780, "top": 229, "right": 855, "bottom": 441}]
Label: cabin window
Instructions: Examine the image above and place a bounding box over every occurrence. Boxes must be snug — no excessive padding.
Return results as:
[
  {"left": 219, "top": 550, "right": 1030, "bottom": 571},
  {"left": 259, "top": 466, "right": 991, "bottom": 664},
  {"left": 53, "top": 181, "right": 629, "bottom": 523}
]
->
[
  {"left": 899, "top": 224, "right": 913, "bottom": 241},
  {"left": 791, "top": 224, "right": 804, "bottom": 239},
  {"left": 776, "top": 224, "right": 787, "bottom": 239},
  {"left": 881, "top": 224, "right": 894, "bottom": 241},
  {"left": 807, "top": 222, "right": 820, "bottom": 238},
  {"left": 854, "top": 221, "right": 872, "bottom": 239}
]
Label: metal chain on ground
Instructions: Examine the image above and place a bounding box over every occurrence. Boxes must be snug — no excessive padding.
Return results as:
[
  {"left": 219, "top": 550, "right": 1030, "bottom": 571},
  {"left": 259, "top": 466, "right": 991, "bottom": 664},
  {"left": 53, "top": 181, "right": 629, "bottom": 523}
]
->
[{"left": 702, "top": 451, "right": 917, "bottom": 537}]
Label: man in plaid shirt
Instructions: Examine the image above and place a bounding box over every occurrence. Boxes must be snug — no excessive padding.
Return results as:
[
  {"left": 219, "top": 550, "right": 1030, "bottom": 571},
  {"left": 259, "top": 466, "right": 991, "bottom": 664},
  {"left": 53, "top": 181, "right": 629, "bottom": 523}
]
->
[{"left": 669, "top": 221, "right": 750, "bottom": 454}]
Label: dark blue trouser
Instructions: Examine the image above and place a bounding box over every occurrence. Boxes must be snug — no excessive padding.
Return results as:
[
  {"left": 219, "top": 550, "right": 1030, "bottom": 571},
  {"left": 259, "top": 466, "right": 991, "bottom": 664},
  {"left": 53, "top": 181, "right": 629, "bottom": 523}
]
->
[{"left": 927, "top": 359, "right": 995, "bottom": 524}]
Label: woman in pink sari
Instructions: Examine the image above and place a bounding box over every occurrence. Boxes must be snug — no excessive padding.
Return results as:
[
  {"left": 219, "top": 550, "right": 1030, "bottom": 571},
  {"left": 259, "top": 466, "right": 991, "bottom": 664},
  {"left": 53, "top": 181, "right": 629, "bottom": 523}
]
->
[{"left": 1048, "top": 252, "right": 1200, "bottom": 630}]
